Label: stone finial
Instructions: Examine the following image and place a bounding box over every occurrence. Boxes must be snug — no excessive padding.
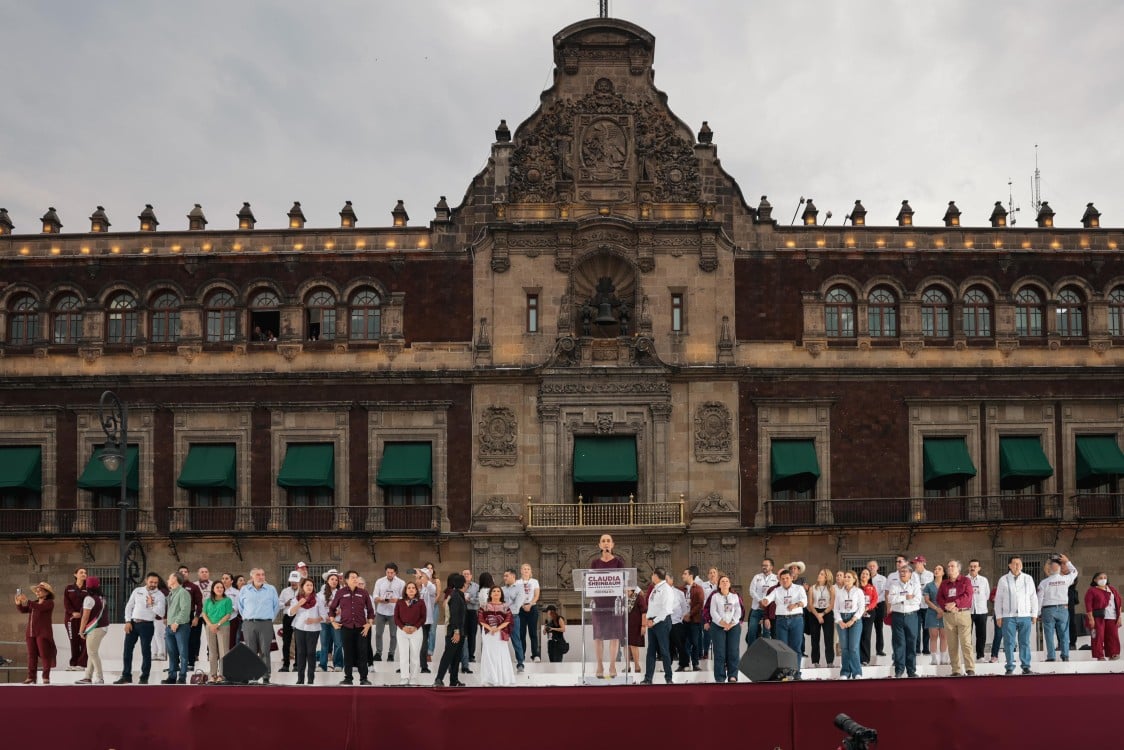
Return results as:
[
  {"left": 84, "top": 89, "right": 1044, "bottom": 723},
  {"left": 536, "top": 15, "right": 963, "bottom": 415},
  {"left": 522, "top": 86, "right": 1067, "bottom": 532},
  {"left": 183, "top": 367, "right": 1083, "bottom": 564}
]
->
[
  {"left": 850, "top": 199, "right": 867, "bottom": 226},
  {"left": 495, "top": 119, "right": 511, "bottom": 143},
  {"left": 1081, "top": 202, "right": 1101, "bottom": 229},
  {"left": 989, "top": 201, "right": 1008, "bottom": 228},
  {"left": 339, "top": 200, "right": 358, "bottom": 228},
  {"left": 697, "top": 121, "right": 713, "bottom": 144},
  {"left": 801, "top": 198, "right": 819, "bottom": 226},
  {"left": 187, "top": 203, "right": 208, "bottom": 231},
  {"left": 237, "top": 202, "right": 256, "bottom": 230},
  {"left": 0, "top": 207, "right": 13, "bottom": 235},
  {"left": 287, "top": 201, "right": 306, "bottom": 229},
  {"left": 138, "top": 204, "right": 159, "bottom": 231},
  {"left": 756, "top": 195, "right": 773, "bottom": 223},
  {"left": 392, "top": 199, "right": 409, "bottom": 227},
  {"left": 896, "top": 199, "right": 914, "bottom": 227},
  {"left": 41, "top": 207, "right": 62, "bottom": 234},
  {"left": 89, "top": 206, "right": 111, "bottom": 233},
  {"left": 434, "top": 195, "right": 451, "bottom": 223},
  {"left": 1035, "top": 201, "right": 1055, "bottom": 228},
  {"left": 943, "top": 201, "right": 961, "bottom": 227}
]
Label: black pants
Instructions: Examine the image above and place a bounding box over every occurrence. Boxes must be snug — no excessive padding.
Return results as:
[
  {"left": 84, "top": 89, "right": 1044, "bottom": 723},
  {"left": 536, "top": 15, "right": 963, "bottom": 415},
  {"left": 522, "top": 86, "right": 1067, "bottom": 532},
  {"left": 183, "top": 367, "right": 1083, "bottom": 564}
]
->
[
  {"left": 669, "top": 622, "right": 689, "bottom": 668},
  {"left": 859, "top": 616, "right": 874, "bottom": 663},
  {"left": 189, "top": 619, "right": 203, "bottom": 666},
  {"left": 340, "top": 626, "right": 369, "bottom": 680},
  {"left": 547, "top": 637, "right": 567, "bottom": 662},
  {"left": 971, "top": 613, "right": 989, "bottom": 659},
  {"left": 518, "top": 605, "right": 541, "bottom": 660},
  {"left": 917, "top": 610, "right": 931, "bottom": 653},
  {"left": 435, "top": 634, "right": 463, "bottom": 684},
  {"left": 281, "top": 613, "right": 295, "bottom": 667},
  {"left": 808, "top": 609, "right": 834, "bottom": 665},
  {"left": 294, "top": 629, "right": 319, "bottom": 683},
  {"left": 873, "top": 602, "right": 886, "bottom": 654},
  {"left": 1068, "top": 603, "right": 1078, "bottom": 648},
  {"left": 121, "top": 620, "right": 154, "bottom": 680},
  {"left": 419, "top": 624, "right": 432, "bottom": 671},
  {"left": 464, "top": 609, "right": 478, "bottom": 661}
]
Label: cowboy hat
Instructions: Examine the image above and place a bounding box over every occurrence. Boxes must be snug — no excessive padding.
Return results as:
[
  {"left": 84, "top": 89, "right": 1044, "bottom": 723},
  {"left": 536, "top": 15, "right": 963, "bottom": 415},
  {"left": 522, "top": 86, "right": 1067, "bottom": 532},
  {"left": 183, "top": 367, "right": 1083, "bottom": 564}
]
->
[
  {"left": 783, "top": 561, "right": 806, "bottom": 575},
  {"left": 33, "top": 581, "right": 55, "bottom": 597},
  {"left": 321, "top": 568, "right": 341, "bottom": 582}
]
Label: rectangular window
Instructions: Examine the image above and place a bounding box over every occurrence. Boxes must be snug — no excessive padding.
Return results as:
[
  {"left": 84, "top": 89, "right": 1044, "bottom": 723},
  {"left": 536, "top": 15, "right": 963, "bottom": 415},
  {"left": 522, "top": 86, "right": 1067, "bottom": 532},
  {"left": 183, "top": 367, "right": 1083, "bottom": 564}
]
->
[
  {"left": 671, "top": 293, "right": 684, "bottom": 332},
  {"left": 527, "top": 294, "right": 539, "bottom": 333}
]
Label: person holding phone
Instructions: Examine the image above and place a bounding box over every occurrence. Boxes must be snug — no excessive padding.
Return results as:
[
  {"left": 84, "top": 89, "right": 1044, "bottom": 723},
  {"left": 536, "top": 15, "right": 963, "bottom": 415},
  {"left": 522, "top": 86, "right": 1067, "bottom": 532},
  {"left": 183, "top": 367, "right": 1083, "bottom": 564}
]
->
[{"left": 15, "top": 581, "right": 57, "bottom": 684}]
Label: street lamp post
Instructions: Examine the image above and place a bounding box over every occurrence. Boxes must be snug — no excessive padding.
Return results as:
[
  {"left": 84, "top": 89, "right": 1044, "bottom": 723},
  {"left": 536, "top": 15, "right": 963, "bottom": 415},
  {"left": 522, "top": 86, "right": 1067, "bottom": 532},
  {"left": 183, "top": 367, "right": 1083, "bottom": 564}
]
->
[{"left": 97, "top": 390, "right": 128, "bottom": 622}]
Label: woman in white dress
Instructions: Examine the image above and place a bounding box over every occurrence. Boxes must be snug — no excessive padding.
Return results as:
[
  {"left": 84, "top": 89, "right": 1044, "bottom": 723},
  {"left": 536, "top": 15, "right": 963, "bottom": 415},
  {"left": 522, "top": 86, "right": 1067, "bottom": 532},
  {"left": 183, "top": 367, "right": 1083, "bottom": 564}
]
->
[{"left": 478, "top": 585, "right": 515, "bottom": 686}]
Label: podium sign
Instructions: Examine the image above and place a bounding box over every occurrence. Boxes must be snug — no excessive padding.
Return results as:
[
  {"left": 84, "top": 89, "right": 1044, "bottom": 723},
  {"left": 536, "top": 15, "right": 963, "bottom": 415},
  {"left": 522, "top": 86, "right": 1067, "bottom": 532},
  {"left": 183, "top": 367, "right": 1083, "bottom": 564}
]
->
[
  {"left": 572, "top": 567, "right": 638, "bottom": 685},
  {"left": 584, "top": 570, "right": 627, "bottom": 598}
]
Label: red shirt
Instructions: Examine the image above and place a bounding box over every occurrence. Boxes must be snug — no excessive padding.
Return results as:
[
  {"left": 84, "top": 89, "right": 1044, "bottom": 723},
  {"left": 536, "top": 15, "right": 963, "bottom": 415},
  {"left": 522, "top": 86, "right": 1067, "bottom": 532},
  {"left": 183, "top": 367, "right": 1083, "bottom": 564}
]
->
[
  {"left": 937, "top": 576, "right": 974, "bottom": 611},
  {"left": 18, "top": 598, "right": 55, "bottom": 639},
  {"left": 63, "top": 583, "right": 86, "bottom": 621},
  {"left": 393, "top": 597, "right": 427, "bottom": 629},
  {"left": 683, "top": 583, "right": 705, "bottom": 623},
  {"left": 329, "top": 586, "right": 375, "bottom": 629},
  {"left": 1085, "top": 586, "right": 1122, "bottom": 621}
]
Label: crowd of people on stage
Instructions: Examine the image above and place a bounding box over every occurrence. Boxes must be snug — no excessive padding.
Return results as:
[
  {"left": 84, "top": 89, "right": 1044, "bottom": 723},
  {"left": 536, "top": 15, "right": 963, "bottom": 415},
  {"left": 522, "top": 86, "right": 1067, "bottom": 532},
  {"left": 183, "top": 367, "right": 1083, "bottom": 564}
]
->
[{"left": 12, "top": 536, "right": 1123, "bottom": 686}]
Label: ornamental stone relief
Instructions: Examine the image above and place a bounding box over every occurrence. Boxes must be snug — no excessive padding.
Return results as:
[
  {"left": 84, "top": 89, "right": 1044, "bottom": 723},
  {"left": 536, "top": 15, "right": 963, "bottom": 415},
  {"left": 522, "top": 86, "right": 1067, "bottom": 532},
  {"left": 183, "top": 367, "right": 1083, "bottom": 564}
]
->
[
  {"left": 693, "top": 401, "right": 732, "bottom": 463},
  {"left": 478, "top": 406, "right": 517, "bottom": 467}
]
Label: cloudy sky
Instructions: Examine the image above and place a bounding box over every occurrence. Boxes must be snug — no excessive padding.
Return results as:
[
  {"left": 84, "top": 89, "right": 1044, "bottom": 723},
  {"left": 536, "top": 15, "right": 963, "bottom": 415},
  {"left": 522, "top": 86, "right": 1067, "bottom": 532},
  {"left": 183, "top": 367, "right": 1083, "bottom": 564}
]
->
[{"left": 2, "top": 0, "right": 1121, "bottom": 234}]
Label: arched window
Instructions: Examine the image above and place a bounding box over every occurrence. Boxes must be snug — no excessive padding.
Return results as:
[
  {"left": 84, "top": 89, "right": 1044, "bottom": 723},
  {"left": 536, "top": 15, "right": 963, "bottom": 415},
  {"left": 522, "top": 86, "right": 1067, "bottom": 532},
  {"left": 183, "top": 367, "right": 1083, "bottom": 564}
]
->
[
  {"left": 824, "top": 287, "right": 855, "bottom": 338},
  {"left": 1055, "top": 288, "right": 1085, "bottom": 337},
  {"left": 52, "top": 293, "right": 82, "bottom": 344},
  {"left": 106, "top": 292, "right": 138, "bottom": 345},
  {"left": 305, "top": 289, "right": 336, "bottom": 341},
  {"left": 205, "top": 290, "right": 238, "bottom": 343},
  {"left": 920, "top": 288, "right": 950, "bottom": 338},
  {"left": 867, "top": 287, "right": 898, "bottom": 338},
  {"left": 349, "top": 288, "right": 382, "bottom": 341},
  {"left": 1109, "top": 287, "right": 1124, "bottom": 337},
  {"left": 249, "top": 290, "right": 281, "bottom": 342},
  {"left": 149, "top": 291, "right": 181, "bottom": 343},
  {"left": 8, "top": 295, "right": 38, "bottom": 345},
  {"left": 1014, "top": 287, "right": 1045, "bottom": 337},
  {"left": 962, "top": 288, "right": 992, "bottom": 337}
]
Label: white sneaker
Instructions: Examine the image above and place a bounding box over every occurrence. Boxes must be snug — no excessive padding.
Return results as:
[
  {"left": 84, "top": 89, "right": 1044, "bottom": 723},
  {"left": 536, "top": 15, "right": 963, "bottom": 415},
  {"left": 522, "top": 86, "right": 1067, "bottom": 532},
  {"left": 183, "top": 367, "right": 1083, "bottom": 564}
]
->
[
  {"left": 93, "top": 677, "right": 105, "bottom": 684},
  {"left": 533, "top": 656, "right": 541, "bottom": 663},
  {"left": 66, "top": 666, "right": 82, "bottom": 672},
  {"left": 930, "top": 654, "right": 938, "bottom": 665}
]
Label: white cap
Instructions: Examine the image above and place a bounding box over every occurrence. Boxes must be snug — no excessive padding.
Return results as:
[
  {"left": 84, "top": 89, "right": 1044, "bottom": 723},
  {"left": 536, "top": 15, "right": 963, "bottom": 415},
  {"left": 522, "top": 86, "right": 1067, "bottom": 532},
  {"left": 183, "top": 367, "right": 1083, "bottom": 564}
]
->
[
  {"left": 288, "top": 571, "right": 302, "bottom": 583},
  {"left": 296, "top": 561, "right": 308, "bottom": 568}
]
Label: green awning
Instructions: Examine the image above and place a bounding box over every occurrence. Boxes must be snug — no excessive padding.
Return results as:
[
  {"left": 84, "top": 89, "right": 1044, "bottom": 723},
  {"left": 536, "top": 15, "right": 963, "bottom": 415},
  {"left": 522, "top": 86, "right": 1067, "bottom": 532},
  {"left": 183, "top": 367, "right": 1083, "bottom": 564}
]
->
[
  {"left": 0, "top": 446, "right": 42, "bottom": 492},
  {"left": 999, "top": 436, "right": 1054, "bottom": 481},
  {"left": 376, "top": 442, "right": 432, "bottom": 487},
  {"left": 1076, "top": 435, "right": 1124, "bottom": 482},
  {"left": 277, "top": 443, "right": 334, "bottom": 489},
  {"left": 923, "top": 438, "right": 977, "bottom": 485},
  {"left": 573, "top": 436, "right": 638, "bottom": 483},
  {"left": 770, "top": 439, "right": 821, "bottom": 486},
  {"left": 177, "top": 444, "right": 237, "bottom": 490},
  {"left": 77, "top": 446, "right": 139, "bottom": 492}
]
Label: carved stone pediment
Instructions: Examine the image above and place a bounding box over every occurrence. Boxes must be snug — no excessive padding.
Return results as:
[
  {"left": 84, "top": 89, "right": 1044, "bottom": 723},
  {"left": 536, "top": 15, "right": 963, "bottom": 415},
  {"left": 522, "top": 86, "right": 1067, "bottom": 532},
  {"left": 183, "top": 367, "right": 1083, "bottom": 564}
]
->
[{"left": 471, "top": 496, "right": 524, "bottom": 533}]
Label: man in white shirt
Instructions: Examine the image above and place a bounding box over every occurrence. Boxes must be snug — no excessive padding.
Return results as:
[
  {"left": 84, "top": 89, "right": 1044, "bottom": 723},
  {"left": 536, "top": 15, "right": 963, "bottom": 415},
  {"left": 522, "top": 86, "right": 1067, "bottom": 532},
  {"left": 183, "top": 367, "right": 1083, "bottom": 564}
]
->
[
  {"left": 886, "top": 564, "right": 921, "bottom": 678},
  {"left": 1037, "top": 554, "right": 1078, "bottom": 662},
  {"left": 867, "top": 560, "right": 888, "bottom": 657},
  {"left": 500, "top": 568, "right": 526, "bottom": 671},
  {"left": 994, "top": 556, "right": 1039, "bottom": 675},
  {"left": 371, "top": 563, "right": 405, "bottom": 663},
  {"left": 518, "top": 563, "right": 542, "bottom": 663},
  {"left": 114, "top": 572, "right": 166, "bottom": 684},
  {"left": 910, "top": 556, "right": 934, "bottom": 655},
  {"left": 762, "top": 569, "right": 808, "bottom": 679},
  {"left": 641, "top": 568, "right": 675, "bottom": 685},
  {"left": 967, "top": 560, "right": 991, "bottom": 662},
  {"left": 746, "top": 558, "right": 778, "bottom": 648}
]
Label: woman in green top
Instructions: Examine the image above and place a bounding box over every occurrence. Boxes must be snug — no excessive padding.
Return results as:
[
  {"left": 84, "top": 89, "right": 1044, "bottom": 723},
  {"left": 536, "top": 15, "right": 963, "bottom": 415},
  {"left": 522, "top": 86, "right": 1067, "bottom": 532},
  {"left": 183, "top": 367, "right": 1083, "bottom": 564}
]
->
[
  {"left": 203, "top": 580, "right": 234, "bottom": 682},
  {"left": 164, "top": 572, "right": 192, "bottom": 684}
]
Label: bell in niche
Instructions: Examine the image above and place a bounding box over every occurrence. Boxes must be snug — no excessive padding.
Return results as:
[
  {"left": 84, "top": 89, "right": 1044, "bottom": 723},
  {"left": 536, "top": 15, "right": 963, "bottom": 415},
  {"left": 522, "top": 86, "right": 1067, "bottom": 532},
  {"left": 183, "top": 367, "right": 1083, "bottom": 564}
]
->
[{"left": 594, "top": 300, "right": 617, "bottom": 326}]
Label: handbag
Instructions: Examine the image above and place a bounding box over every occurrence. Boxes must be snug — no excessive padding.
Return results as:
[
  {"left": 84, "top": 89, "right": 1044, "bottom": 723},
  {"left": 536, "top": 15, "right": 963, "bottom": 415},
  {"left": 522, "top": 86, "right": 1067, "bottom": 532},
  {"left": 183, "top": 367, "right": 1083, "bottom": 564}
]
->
[
  {"left": 189, "top": 670, "right": 209, "bottom": 685},
  {"left": 1093, "top": 608, "right": 1106, "bottom": 619}
]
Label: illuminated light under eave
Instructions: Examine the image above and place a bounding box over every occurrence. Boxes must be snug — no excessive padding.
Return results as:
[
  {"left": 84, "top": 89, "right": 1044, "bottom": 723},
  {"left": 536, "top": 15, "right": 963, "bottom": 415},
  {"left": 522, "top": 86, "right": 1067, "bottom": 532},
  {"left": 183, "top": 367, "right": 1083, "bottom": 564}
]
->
[
  {"left": 355, "top": 240, "right": 366, "bottom": 249},
  {"left": 1050, "top": 241, "right": 1062, "bottom": 250},
  {"left": 259, "top": 247, "right": 270, "bottom": 252},
  {"left": 1109, "top": 242, "right": 1118, "bottom": 250},
  {"left": 905, "top": 240, "right": 915, "bottom": 249},
  {"left": 993, "top": 241, "right": 1003, "bottom": 249},
  {"left": 80, "top": 247, "right": 90, "bottom": 254},
  {"left": 785, "top": 240, "right": 796, "bottom": 248},
  {"left": 845, "top": 237, "right": 855, "bottom": 247},
  {"left": 1021, "top": 241, "right": 1032, "bottom": 250},
  {"left": 934, "top": 239, "right": 944, "bottom": 248},
  {"left": 232, "top": 243, "right": 242, "bottom": 251},
  {"left": 875, "top": 239, "right": 886, "bottom": 248},
  {"left": 50, "top": 247, "right": 61, "bottom": 255},
  {"left": 294, "top": 243, "right": 303, "bottom": 250},
  {"left": 19, "top": 247, "right": 29, "bottom": 255},
  {"left": 202, "top": 243, "right": 212, "bottom": 251},
  {"left": 111, "top": 246, "right": 120, "bottom": 253},
  {"left": 324, "top": 242, "right": 334, "bottom": 249},
  {"left": 815, "top": 239, "right": 825, "bottom": 247},
  {"left": 171, "top": 245, "right": 181, "bottom": 252},
  {"left": 386, "top": 240, "right": 397, "bottom": 249},
  {"left": 964, "top": 240, "right": 974, "bottom": 248},
  {"left": 142, "top": 247, "right": 151, "bottom": 254},
  {"left": 417, "top": 240, "right": 428, "bottom": 249}
]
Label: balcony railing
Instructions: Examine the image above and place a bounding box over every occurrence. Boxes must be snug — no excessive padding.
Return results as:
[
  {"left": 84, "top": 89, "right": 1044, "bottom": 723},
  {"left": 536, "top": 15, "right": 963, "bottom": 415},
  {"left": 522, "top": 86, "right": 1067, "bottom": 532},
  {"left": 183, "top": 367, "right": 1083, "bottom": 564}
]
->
[
  {"left": 163, "top": 504, "right": 442, "bottom": 534},
  {"left": 1073, "top": 493, "right": 1124, "bottom": 521},
  {"left": 526, "top": 500, "right": 686, "bottom": 528},
  {"left": 0, "top": 507, "right": 154, "bottom": 536},
  {"left": 764, "top": 494, "right": 1063, "bottom": 529}
]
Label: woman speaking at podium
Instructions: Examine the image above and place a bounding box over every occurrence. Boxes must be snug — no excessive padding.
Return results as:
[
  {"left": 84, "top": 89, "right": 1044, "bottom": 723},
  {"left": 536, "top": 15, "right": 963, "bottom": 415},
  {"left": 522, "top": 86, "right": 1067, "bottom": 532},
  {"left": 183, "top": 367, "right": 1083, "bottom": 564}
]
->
[{"left": 590, "top": 533, "right": 625, "bottom": 679}]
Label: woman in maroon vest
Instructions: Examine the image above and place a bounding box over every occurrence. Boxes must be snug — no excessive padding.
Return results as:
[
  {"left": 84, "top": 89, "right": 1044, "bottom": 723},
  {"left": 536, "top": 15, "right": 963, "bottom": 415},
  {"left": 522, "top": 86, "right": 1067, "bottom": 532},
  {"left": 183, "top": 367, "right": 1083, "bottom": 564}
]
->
[
  {"left": 62, "top": 567, "right": 88, "bottom": 671},
  {"left": 76, "top": 576, "right": 110, "bottom": 684},
  {"left": 14, "top": 581, "right": 57, "bottom": 684}
]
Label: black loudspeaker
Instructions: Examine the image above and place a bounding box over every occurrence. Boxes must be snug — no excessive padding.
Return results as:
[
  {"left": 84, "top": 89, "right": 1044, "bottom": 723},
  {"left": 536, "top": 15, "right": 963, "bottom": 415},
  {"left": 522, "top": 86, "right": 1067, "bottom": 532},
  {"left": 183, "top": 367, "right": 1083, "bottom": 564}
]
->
[
  {"left": 739, "top": 638, "right": 799, "bottom": 682},
  {"left": 222, "top": 643, "right": 269, "bottom": 684}
]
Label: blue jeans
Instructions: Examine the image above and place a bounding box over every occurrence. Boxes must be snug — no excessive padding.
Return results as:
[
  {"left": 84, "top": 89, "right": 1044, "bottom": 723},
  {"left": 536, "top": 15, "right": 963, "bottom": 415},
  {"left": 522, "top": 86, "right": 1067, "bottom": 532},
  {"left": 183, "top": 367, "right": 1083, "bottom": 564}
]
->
[
  {"left": 518, "top": 605, "right": 540, "bottom": 660},
  {"left": 746, "top": 609, "right": 771, "bottom": 647},
  {"left": 318, "top": 622, "right": 343, "bottom": 670},
  {"left": 991, "top": 615, "right": 1005, "bottom": 659},
  {"left": 837, "top": 614, "right": 862, "bottom": 678},
  {"left": 891, "top": 610, "right": 918, "bottom": 676},
  {"left": 685, "top": 622, "right": 703, "bottom": 668},
  {"left": 710, "top": 624, "right": 741, "bottom": 681},
  {"left": 121, "top": 620, "right": 154, "bottom": 680},
  {"left": 701, "top": 623, "right": 712, "bottom": 658},
  {"left": 1042, "top": 606, "right": 1069, "bottom": 659},
  {"left": 644, "top": 619, "right": 673, "bottom": 683},
  {"left": 1003, "top": 616, "right": 1033, "bottom": 670},
  {"left": 774, "top": 616, "right": 805, "bottom": 677},
  {"left": 510, "top": 612, "right": 525, "bottom": 665},
  {"left": 165, "top": 624, "right": 190, "bottom": 680}
]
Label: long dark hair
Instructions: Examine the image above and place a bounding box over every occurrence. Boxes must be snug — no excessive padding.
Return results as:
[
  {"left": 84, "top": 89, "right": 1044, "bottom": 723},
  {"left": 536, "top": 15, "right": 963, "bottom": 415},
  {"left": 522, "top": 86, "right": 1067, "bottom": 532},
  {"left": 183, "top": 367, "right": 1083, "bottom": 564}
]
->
[
  {"left": 321, "top": 572, "right": 340, "bottom": 602},
  {"left": 478, "top": 572, "right": 495, "bottom": 592}
]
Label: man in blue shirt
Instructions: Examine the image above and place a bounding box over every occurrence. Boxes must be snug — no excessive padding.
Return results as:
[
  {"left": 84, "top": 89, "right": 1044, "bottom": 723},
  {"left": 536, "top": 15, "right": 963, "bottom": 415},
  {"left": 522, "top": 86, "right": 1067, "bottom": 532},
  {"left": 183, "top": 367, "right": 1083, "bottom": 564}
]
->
[{"left": 238, "top": 567, "right": 280, "bottom": 683}]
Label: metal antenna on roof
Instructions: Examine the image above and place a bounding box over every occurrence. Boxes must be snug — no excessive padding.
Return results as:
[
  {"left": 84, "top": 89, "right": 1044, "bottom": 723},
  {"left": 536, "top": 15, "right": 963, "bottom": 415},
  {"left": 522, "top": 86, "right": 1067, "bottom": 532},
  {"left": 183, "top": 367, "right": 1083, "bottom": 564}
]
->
[{"left": 599, "top": 0, "right": 609, "bottom": 19}]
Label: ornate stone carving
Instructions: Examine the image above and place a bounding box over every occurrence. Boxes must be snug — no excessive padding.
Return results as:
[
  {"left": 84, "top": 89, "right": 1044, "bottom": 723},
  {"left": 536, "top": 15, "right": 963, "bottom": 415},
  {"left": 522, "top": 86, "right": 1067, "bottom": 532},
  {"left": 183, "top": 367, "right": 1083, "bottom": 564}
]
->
[
  {"left": 473, "top": 496, "right": 518, "bottom": 520},
  {"left": 693, "top": 492, "right": 735, "bottom": 515},
  {"left": 1089, "top": 339, "right": 1111, "bottom": 355},
  {"left": 547, "top": 335, "right": 579, "bottom": 368},
  {"left": 509, "top": 89, "right": 700, "bottom": 204},
  {"left": 78, "top": 346, "right": 102, "bottom": 364},
  {"left": 901, "top": 339, "right": 924, "bottom": 358},
  {"left": 478, "top": 406, "right": 518, "bottom": 467},
  {"left": 595, "top": 413, "right": 614, "bottom": 434},
  {"left": 540, "top": 381, "right": 669, "bottom": 395},
  {"left": 694, "top": 402, "right": 732, "bottom": 463},
  {"left": 804, "top": 339, "right": 826, "bottom": 358},
  {"left": 277, "top": 343, "right": 301, "bottom": 362}
]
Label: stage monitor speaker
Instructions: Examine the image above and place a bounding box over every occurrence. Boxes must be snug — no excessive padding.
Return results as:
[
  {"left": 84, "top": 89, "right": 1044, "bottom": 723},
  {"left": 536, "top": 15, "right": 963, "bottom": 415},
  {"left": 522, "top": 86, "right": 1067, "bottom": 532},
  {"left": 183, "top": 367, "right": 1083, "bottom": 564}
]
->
[
  {"left": 222, "top": 643, "right": 269, "bottom": 684},
  {"left": 739, "top": 637, "right": 799, "bottom": 682}
]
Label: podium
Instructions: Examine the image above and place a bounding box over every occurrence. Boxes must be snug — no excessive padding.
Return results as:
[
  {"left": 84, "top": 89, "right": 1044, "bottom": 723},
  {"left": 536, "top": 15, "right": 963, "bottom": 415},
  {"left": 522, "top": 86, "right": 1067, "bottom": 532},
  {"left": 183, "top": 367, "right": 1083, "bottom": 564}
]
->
[{"left": 572, "top": 567, "right": 638, "bottom": 685}]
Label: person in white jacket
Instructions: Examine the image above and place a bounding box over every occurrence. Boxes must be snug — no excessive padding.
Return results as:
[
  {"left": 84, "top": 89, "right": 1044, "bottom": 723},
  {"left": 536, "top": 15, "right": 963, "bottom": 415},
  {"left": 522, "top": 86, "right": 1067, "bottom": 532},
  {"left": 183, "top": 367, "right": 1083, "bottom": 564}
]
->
[{"left": 994, "top": 556, "right": 1039, "bottom": 675}]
